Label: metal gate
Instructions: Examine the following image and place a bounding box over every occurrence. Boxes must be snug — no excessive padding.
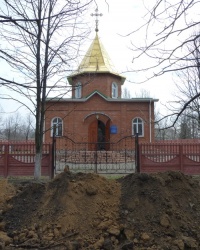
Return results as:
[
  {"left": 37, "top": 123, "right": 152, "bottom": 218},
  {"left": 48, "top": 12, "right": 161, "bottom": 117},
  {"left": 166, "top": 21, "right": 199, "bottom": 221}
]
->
[{"left": 53, "top": 134, "right": 139, "bottom": 174}]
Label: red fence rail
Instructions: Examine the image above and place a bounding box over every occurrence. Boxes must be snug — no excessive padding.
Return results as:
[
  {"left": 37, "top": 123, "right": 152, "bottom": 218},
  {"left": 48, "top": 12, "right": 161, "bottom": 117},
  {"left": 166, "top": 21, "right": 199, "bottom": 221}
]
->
[
  {"left": 139, "top": 142, "right": 200, "bottom": 175},
  {"left": 0, "top": 143, "right": 53, "bottom": 178}
]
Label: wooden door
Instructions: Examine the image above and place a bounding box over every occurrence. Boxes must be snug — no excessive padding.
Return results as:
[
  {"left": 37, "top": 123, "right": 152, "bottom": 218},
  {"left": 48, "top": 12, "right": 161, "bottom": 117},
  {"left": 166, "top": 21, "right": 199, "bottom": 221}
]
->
[{"left": 88, "top": 120, "right": 98, "bottom": 150}]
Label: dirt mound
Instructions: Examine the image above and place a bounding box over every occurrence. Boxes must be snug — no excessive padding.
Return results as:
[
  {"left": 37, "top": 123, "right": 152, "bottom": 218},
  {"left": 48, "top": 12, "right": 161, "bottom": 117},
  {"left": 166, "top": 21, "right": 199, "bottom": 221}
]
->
[
  {"left": 0, "top": 179, "right": 16, "bottom": 212},
  {"left": 119, "top": 172, "right": 200, "bottom": 249},
  {"left": 1, "top": 171, "right": 200, "bottom": 249},
  {"left": 2, "top": 172, "right": 121, "bottom": 249}
]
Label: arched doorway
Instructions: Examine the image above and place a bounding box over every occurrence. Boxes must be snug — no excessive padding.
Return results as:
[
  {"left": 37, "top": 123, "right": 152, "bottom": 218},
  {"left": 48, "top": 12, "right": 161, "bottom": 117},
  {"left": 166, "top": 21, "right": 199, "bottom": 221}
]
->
[
  {"left": 98, "top": 120, "right": 105, "bottom": 150},
  {"left": 88, "top": 119, "right": 110, "bottom": 150}
]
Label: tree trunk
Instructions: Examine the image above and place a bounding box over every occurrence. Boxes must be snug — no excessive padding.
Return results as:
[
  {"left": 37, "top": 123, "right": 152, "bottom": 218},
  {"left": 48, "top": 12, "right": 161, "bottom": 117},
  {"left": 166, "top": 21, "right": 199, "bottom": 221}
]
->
[{"left": 34, "top": 151, "right": 42, "bottom": 179}]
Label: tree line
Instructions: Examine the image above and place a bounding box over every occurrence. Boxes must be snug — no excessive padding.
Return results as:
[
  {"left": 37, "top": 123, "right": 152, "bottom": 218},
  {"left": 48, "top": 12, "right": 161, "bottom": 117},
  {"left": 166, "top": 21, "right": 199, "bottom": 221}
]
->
[
  {"left": 155, "top": 111, "right": 200, "bottom": 140},
  {"left": 0, "top": 112, "right": 35, "bottom": 141}
]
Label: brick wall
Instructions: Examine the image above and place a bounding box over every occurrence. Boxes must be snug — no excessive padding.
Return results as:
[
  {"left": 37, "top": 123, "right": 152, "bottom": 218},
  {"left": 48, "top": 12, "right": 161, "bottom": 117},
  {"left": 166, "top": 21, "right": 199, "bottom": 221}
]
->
[
  {"left": 44, "top": 70, "right": 155, "bottom": 149},
  {"left": 45, "top": 95, "right": 155, "bottom": 148},
  {"left": 70, "top": 73, "right": 123, "bottom": 98}
]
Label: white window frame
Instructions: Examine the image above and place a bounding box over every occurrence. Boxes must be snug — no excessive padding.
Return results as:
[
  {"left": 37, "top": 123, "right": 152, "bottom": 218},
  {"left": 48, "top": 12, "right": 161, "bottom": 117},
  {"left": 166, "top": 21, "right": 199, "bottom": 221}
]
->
[
  {"left": 132, "top": 117, "right": 144, "bottom": 137},
  {"left": 112, "top": 82, "right": 118, "bottom": 98},
  {"left": 75, "top": 82, "right": 82, "bottom": 99},
  {"left": 51, "top": 117, "right": 63, "bottom": 137}
]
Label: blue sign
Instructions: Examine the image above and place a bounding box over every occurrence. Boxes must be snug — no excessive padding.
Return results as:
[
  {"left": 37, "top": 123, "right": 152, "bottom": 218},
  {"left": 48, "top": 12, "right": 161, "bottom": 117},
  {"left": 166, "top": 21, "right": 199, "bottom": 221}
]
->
[{"left": 110, "top": 125, "right": 117, "bottom": 134}]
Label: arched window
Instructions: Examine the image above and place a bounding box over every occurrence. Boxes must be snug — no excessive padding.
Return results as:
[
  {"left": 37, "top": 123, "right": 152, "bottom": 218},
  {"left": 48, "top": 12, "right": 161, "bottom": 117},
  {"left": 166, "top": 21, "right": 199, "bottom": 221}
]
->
[
  {"left": 132, "top": 118, "right": 144, "bottom": 136},
  {"left": 75, "top": 82, "right": 82, "bottom": 98},
  {"left": 112, "top": 82, "right": 118, "bottom": 98},
  {"left": 51, "top": 117, "right": 63, "bottom": 137}
]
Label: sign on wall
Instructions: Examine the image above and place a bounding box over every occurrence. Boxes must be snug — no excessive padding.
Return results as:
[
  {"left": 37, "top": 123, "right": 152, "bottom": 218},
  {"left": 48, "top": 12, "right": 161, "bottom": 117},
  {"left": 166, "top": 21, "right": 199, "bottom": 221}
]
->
[{"left": 110, "top": 125, "right": 117, "bottom": 134}]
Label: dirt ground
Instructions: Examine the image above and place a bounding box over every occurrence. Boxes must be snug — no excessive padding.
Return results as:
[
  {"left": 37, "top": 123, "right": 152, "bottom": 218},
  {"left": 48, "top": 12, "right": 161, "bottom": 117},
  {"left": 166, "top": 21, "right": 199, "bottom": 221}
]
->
[{"left": 1, "top": 171, "right": 200, "bottom": 249}]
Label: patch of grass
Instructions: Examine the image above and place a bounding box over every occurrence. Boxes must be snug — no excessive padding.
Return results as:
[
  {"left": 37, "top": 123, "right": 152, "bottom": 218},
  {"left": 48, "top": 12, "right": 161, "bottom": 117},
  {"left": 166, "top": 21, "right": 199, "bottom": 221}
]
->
[{"left": 103, "top": 174, "right": 127, "bottom": 180}]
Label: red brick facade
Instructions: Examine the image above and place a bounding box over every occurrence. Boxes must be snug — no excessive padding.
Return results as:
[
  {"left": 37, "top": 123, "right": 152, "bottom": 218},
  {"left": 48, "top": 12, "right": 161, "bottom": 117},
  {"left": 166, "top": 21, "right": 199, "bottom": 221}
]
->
[
  {"left": 71, "top": 73, "right": 122, "bottom": 99},
  {"left": 44, "top": 72, "right": 157, "bottom": 149}
]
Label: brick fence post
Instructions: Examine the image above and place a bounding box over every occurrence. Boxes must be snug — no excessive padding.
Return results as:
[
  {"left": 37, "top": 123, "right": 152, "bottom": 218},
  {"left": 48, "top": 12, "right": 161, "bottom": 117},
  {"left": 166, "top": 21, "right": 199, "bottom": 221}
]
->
[{"left": 4, "top": 145, "right": 9, "bottom": 178}]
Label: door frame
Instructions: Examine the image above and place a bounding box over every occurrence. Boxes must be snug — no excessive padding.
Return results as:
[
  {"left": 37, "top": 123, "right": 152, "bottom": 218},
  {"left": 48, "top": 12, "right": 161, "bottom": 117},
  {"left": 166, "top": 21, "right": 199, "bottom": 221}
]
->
[{"left": 88, "top": 118, "right": 110, "bottom": 150}]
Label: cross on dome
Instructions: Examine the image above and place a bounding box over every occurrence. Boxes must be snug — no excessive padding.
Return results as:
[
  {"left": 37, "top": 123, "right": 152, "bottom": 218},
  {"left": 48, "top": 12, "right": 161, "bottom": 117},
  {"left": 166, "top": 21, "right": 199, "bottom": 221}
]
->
[{"left": 91, "top": 8, "right": 103, "bottom": 32}]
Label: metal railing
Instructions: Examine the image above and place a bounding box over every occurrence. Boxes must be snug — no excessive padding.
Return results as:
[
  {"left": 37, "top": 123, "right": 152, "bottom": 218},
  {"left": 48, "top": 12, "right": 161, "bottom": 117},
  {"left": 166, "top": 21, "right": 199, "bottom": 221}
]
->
[{"left": 53, "top": 134, "right": 139, "bottom": 174}]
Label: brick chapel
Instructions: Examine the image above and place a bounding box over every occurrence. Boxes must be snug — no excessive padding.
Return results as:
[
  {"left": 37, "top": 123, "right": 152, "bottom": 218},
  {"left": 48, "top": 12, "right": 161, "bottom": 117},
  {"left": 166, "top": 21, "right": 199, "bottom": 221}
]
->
[{"left": 44, "top": 24, "right": 158, "bottom": 150}]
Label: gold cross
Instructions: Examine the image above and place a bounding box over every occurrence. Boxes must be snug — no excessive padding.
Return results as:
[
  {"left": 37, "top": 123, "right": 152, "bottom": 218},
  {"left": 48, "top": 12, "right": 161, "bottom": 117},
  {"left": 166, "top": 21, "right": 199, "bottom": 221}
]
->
[{"left": 91, "top": 8, "right": 103, "bottom": 32}]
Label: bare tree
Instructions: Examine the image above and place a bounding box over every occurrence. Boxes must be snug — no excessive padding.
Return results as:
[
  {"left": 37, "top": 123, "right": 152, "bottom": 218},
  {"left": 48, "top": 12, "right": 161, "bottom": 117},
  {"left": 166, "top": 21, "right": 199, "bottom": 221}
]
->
[
  {"left": 170, "top": 37, "right": 200, "bottom": 136},
  {"left": 3, "top": 113, "right": 21, "bottom": 140},
  {"left": 154, "top": 110, "right": 178, "bottom": 140},
  {"left": 178, "top": 115, "right": 192, "bottom": 139},
  {"left": 0, "top": 0, "right": 92, "bottom": 179},
  {"left": 122, "top": 87, "right": 131, "bottom": 98},
  {"left": 2, "top": 112, "right": 35, "bottom": 140},
  {"left": 20, "top": 113, "right": 35, "bottom": 141},
  {"left": 134, "top": 89, "right": 151, "bottom": 98},
  {"left": 3, "top": 115, "right": 14, "bottom": 140},
  {"left": 128, "top": 0, "right": 200, "bottom": 127}
]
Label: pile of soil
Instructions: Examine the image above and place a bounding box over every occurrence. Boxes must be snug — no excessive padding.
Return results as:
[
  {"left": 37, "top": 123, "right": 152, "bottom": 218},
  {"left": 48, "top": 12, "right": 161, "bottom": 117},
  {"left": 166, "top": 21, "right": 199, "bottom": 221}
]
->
[{"left": 1, "top": 171, "right": 200, "bottom": 249}]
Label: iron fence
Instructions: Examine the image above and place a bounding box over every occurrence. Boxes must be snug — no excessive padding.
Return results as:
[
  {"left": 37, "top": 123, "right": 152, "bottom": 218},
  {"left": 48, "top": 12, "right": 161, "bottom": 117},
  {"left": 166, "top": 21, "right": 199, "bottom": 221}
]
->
[{"left": 53, "top": 134, "right": 139, "bottom": 174}]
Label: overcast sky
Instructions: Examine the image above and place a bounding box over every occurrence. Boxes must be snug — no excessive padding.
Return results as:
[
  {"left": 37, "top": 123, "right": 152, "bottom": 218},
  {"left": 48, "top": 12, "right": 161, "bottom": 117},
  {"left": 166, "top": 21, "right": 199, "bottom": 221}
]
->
[{"left": 0, "top": 0, "right": 177, "bottom": 116}]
